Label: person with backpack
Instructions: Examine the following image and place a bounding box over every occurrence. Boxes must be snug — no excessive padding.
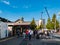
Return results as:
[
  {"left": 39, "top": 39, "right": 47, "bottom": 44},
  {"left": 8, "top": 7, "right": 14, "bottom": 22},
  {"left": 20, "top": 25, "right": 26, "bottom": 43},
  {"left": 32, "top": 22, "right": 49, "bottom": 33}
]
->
[{"left": 28, "top": 30, "right": 33, "bottom": 40}]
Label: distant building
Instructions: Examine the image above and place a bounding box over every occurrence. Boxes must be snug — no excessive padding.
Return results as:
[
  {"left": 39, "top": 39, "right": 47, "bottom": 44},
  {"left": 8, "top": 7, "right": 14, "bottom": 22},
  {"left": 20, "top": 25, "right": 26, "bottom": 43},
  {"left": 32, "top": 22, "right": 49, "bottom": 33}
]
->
[
  {"left": 0, "top": 17, "right": 45, "bottom": 36},
  {"left": 7, "top": 18, "right": 30, "bottom": 36},
  {"left": 38, "top": 19, "right": 45, "bottom": 26},
  {"left": 35, "top": 20, "right": 39, "bottom": 26},
  {"left": 39, "top": 20, "right": 42, "bottom": 26}
]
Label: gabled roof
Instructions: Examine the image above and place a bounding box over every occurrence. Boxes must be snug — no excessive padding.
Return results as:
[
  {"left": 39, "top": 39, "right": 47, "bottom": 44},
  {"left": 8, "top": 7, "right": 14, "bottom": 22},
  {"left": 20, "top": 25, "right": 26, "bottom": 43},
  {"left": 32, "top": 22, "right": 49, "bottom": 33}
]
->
[
  {"left": 0, "top": 17, "right": 12, "bottom": 22},
  {"left": 15, "top": 19, "right": 21, "bottom": 22}
]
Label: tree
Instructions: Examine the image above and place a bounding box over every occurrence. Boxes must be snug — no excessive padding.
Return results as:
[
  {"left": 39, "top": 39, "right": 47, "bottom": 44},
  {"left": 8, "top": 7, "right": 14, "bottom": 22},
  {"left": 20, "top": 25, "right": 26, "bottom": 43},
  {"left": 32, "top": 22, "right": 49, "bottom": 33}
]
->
[
  {"left": 30, "top": 18, "right": 36, "bottom": 30},
  {"left": 46, "top": 14, "right": 59, "bottom": 30},
  {"left": 51, "top": 14, "right": 56, "bottom": 29},
  {"left": 46, "top": 18, "right": 52, "bottom": 29},
  {"left": 51, "top": 14, "right": 59, "bottom": 29},
  {"left": 40, "top": 22, "right": 44, "bottom": 29},
  {"left": 56, "top": 20, "right": 59, "bottom": 29},
  {"left": 35, "top": 26, "right": 40, "bottom": 30}
]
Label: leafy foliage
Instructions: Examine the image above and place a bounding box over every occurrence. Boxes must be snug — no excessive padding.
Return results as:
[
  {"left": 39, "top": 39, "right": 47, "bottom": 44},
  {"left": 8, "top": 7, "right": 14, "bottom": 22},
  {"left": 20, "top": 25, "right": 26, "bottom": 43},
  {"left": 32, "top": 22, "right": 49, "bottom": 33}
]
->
[
  {"left": 46, "top": 18, "right": 52, "bottom": 29},
  {"left": 30, "top": 18, "right": 36, "bottom": 30},
  {"left": 46, "top": 14, "right": 59, "bottom": 30}
]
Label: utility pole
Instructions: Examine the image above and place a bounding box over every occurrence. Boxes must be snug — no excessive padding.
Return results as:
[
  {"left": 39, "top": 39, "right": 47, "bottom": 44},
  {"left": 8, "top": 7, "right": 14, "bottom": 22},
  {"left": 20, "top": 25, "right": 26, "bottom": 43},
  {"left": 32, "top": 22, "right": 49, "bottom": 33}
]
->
[
  {"left": 58, "top": 13, "right": 60, "bottom": 29},
  {"left": 41, "top": 12, "right": 43, "bottom": 30},
  {"left": 59, "top": 15, "right": 60, "bottom": 29},
  {"left": 55, "top": 17, "right": 56, "bottom": 31}
]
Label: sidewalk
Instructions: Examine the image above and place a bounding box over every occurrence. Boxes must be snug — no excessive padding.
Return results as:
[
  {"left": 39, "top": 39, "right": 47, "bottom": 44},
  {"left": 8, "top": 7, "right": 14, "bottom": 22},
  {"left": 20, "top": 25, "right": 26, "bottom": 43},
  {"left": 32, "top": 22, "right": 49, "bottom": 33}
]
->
[{"left": 53, "top": 33, "right": 60, "bottom": 38}]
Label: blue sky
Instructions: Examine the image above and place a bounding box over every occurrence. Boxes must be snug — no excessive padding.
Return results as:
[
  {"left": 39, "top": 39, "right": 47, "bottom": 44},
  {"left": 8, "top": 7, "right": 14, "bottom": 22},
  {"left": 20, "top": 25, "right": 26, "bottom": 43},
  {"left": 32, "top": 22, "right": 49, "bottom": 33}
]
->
[{"left": 0, "top": 0, "right": 60, "bottom": 22}]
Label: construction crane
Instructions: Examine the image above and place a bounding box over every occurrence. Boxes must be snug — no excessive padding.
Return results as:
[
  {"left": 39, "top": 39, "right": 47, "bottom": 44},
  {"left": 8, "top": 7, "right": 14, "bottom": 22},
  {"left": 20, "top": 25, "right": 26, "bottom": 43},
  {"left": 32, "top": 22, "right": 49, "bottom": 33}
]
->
[
  {"left": 44, "top": 7, "right": 56, "bottom": 30},
  {"left": 44, "top": 7, "right": 50, "bottom": 19}
]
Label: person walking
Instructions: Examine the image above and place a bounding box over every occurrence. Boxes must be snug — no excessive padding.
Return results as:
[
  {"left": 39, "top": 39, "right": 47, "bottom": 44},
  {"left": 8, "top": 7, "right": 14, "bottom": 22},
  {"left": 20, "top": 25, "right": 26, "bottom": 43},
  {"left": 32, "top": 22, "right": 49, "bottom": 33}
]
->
[
  {"left": 23, "top": 31, "right": 26, "bottom": 39},
  {"left": 28, "top": 30, "right": 33, "bottom": 40},
  {"left": 16, "top": 29, "right": 20, "bottom": 38},
  {"left": 33, "top": 30, "right": 37, "bottom": 37}
]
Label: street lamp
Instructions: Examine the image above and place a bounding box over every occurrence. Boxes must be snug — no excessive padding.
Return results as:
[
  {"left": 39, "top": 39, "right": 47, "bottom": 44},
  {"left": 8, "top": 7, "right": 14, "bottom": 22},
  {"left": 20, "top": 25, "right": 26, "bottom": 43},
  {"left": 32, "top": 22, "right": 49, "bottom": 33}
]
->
[
  {"left": 59, "top": 14, "right": 60, "bottom": 29},
  {"left": 58, "top": 12, "right": 60, "bottom": 29},
  {"left": 41, "top": 12, "right": 43, "bottom": 30},
  {"left": 53, "top": 15, "right": 56, "bottom": 32}
]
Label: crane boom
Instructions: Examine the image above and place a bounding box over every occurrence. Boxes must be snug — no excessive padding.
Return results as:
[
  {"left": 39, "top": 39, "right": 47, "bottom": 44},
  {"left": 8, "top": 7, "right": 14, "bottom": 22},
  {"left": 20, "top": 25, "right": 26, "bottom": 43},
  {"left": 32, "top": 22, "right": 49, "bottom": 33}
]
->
[{"left": 44, "top": 7, "right": 50, "bottom": 19}]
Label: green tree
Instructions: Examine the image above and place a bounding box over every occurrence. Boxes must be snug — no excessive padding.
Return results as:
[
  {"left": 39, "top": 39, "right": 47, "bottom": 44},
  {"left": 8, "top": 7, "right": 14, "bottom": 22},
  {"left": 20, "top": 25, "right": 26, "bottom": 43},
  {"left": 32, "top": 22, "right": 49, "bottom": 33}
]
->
[
  {"left": 51, "top": 14, "right": 56, "bottom": 29},
  {"left": 35, "top": 26, "right": 40, "bottom": 30},
  {"left": 51, "top": 14, "right": 59, "bottom": 29},
  {"left": 56, "top": 20, "right": 59, "bottom": 29},
  {"left": 46, "top": 18, "right": 52, "bottom": 29},
  {"left": 40, "top": 23, "right": 44, "bottom": 29},
  {"left": 30, "top": 18, "right": 36, "bottom": 30}
]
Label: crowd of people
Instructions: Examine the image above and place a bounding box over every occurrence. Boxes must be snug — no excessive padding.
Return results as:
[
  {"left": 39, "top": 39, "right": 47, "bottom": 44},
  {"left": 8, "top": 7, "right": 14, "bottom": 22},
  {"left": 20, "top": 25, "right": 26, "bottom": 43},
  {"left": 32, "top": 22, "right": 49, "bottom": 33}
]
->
[
  {"left": 16, "top": 29, "right": 56, "bottom": 40},
  {"left": 23, "top": 29, "right": 33, "bottom": 40}
]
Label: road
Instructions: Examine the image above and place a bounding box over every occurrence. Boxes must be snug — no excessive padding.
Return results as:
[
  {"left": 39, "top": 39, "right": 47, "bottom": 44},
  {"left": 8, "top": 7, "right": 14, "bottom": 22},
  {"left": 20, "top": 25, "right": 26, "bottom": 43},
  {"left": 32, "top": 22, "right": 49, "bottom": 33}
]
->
[
  {"left": 0, "top": 37, "right": 23, "bottom": 45},
  {"left": 0, "top": 36, "right": 60, "bottom": 45},
  {"left": 27, "top": 38, "right": 60, "bottom": 45}
]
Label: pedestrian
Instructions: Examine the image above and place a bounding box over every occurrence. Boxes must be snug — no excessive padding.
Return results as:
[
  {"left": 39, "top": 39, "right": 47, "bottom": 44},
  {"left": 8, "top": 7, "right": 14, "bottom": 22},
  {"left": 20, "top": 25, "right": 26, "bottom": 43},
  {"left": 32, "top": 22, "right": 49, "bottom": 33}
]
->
[
  {"left": 33, "top": 30, "right": 37, "bottom": 37},
  {"left": 25, "top": 29, "right": 29, "bottom": 36},
  {"left": 36, "top": 34, "right": 39, "bottom": 39},
  {"left": 28, "top": 30, "right": 32, "bottom": 40},
  {"left": 16, "top": 29, "right": 20, "bottom": 38},
  {"left": 45, "top": 31, "right": 47, "bottom": 36},
  {"left": 33, "top": 30, "right": 35, "bottom": 36},
  {"left": 23, "top": 31, "right": 26, "bottom": 39}
]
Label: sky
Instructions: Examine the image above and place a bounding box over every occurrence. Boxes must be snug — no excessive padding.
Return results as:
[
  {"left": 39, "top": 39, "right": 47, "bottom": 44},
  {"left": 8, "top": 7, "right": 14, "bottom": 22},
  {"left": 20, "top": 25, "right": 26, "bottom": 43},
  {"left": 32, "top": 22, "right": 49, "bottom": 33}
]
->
[{"left": 0, "top": 0, "right": 60, "bottom": 22}]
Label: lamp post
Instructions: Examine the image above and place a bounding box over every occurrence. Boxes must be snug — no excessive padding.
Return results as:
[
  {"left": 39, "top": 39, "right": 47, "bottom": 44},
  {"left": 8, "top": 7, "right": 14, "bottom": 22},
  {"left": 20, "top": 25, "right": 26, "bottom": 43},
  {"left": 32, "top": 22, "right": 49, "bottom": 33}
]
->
[
  {"left": 58, "top": 12, "right": 60, "bottom": 30},
  {"left": 41, "top": 12, "right": 43, "bottom": 30},
  {"left": 55, "top": 17, "right": 56, "bottom": 32},
  {"left": 58, "top": 13, "right": 60, "bottom": 29}
]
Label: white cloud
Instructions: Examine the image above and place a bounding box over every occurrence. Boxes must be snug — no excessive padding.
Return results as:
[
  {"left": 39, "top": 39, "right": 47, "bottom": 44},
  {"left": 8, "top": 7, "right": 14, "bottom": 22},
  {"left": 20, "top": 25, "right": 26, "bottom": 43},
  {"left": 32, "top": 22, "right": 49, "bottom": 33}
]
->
[
  {"left": 2, "top": 0, "right": 18, "bottom": 8},
  {"left": 0, "top": 10, "right": 2, "bottom": 14},
  {"left": 2, "top": 1, "right": 10, "bottom": 5}
]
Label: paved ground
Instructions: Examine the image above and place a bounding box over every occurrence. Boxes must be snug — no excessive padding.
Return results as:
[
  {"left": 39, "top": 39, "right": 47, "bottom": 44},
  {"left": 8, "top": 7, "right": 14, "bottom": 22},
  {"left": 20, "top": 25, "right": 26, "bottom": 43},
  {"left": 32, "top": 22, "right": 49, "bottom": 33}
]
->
[
  {"left": 27, "top": 38, "right": 60, "bottom": 45},
  {"left": 0, "top": 36, "right": 60, "bottom": 45},
  {"left": 0, "top": 36, "right": 23, "bottom": 45}
]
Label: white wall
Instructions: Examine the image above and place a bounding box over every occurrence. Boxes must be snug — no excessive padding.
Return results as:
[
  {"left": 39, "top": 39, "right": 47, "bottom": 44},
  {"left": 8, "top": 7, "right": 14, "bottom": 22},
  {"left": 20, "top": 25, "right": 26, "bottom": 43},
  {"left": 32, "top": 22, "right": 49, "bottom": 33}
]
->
[
  {"left": 38, "top": 19, "right": 45, "bottom": 27},
  {"left": 0, "top": 22, "right": 8, "bottom": 38},
  {"left": 39, "top": 20, "right": 42, "bottom": 26}
]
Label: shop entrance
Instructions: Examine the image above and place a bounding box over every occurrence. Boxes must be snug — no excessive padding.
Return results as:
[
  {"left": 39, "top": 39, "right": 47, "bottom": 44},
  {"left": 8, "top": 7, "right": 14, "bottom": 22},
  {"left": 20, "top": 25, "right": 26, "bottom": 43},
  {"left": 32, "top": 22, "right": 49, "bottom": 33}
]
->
[{"left": 12, "top": 25, "right": 30, "bottom": 36}]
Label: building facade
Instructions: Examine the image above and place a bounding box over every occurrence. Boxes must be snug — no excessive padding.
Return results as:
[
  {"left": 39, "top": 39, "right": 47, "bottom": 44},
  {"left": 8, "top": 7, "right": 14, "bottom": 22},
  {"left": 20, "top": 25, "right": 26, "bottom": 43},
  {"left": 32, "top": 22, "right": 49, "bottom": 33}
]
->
[
  {"left": 0, "top": 17, "right": 45, "bottom": 36},
  {"left": 7, "top": 18, "right": 30, "bottom": 36},
  {"left": 0, "top": 22, "right": 8, "bottom": 38}
]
